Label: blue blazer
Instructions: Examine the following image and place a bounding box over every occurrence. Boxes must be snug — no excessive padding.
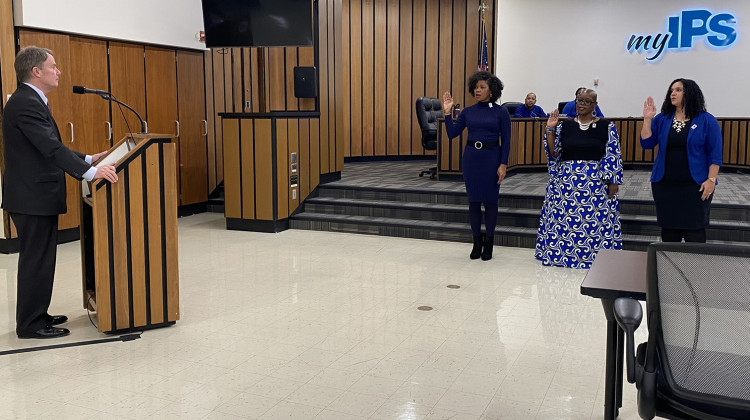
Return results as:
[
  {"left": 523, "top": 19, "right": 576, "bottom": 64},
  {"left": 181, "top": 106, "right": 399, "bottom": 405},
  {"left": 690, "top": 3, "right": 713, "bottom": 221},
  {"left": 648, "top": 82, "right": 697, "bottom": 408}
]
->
[{"left": 640, "top": 111, "right": 722, "bottom": 184}]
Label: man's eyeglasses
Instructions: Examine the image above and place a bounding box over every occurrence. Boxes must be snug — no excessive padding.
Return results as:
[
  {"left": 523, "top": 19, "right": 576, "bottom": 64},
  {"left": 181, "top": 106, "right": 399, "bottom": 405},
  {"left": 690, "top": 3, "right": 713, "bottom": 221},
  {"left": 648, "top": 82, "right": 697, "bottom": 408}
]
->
[{"left": 576, "top": 99, "right": 596, "bottom": 106}]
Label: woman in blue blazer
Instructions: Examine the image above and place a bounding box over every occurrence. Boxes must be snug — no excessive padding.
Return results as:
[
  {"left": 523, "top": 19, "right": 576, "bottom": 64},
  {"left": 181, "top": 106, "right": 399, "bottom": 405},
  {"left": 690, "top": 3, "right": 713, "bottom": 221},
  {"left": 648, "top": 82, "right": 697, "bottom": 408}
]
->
[{"left": 641, "top": 78, "right": 722, "bottom": 242}]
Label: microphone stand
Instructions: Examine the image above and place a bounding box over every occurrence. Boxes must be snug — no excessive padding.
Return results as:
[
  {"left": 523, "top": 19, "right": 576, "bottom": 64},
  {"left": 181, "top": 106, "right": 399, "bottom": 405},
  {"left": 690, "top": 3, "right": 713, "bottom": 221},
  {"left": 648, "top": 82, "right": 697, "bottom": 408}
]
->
[{"left": 99, "top": 93, "right": 148, "bottom": 134}]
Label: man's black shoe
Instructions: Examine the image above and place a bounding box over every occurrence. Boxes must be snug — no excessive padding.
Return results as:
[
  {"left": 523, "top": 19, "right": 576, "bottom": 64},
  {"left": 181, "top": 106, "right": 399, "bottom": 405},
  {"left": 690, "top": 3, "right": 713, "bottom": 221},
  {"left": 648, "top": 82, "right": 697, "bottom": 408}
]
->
[
  {"left": 18, "top": 326, "right": 70, "bottom": 339},
  {"left": 49, "top": 315, "right": 68, "bottom": 325}
]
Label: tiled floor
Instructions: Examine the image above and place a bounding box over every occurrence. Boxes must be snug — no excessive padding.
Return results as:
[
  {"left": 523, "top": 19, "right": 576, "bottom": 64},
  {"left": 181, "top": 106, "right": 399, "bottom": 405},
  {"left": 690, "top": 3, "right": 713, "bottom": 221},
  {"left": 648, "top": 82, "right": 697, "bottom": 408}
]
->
[{"left": 0, "top": 212, "right": 650, "bottom": 419}]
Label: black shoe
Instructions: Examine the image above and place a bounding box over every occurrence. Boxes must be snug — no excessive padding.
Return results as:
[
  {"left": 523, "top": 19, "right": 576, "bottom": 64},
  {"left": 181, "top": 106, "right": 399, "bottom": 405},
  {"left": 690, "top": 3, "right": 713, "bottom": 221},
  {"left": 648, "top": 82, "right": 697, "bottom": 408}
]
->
[
  {"left": 481, "top": 236, "right": 494, "bottom": 261},
  {"left": 470, "top": 234, "right": 485, "bottom": 260},
  {"left": 18, "top": 326, "right": 70, "bottom": 339},
  {"left": 48, "top": 315, "right": 68, "bottom": 325}
]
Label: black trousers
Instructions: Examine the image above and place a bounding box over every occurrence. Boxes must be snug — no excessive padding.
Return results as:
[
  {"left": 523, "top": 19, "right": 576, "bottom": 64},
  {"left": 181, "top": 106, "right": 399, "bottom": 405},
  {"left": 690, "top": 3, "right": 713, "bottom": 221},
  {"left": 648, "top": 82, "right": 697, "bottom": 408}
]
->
[
  {"left": 661, "top": 227, "right": 707, "bottom": 243},
  {"left": 11, "top": 213, "right": 59, "bottom": 335}
]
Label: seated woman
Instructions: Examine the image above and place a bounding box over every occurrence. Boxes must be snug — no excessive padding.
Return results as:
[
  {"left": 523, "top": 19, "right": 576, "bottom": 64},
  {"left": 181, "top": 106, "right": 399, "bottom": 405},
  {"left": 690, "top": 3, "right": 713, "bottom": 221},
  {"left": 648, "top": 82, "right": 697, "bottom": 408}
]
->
[{"left": 535, "top": 89, "right": 623, "bottom": 269}]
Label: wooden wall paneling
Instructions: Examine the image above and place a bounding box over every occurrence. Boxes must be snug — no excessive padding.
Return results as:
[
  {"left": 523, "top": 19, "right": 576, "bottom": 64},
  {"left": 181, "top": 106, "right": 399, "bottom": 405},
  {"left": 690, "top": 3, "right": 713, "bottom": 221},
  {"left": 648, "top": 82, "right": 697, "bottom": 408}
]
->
[
  {"left": 722, "top": 121, "right": 731, "bottom": 164},
  {"left": 240, "top": 120, "right": 255, "bottom": 219},
  {"left": 232, "top": 49, "right": 243, "bottom": 112},
  {"left": 464, "top": 0, "right": 479, "bottom": 108},
  {"left": 398, "top": 0, "right": 413, "bottom": 155},
  {"left": 223, "top": 49, "right": 233, "bottom": 112},
  {"left": 288, "top": 120, "right": 300, "bottom": 213},
  {"left": 276, "top": 119, "right": 289, "bottom": 218},
  {"left": 242, "top": 48, "right": 251, "bottom": 112},
  {"left": 333, "top": 1, "right": 345, "bottom": 171},
  {"left": 285, "top": 48, "right": 298, "bottom": 111},
  {"left": 451, "top": 2, "right": 467, "bottom": 120},
  {"left": 249, "top": 48, "right": 263, "bottom": 112},
  {"left": 0, "top": 0, "right": 15, "bottom": 109},
  {"left": 348, "top": 0, "right": 362, "bottom": 157},
  {"left": 222, "top": 119, "right": 241, "bottom": 218},
  {"left": 437, "top": 0, "right": 452, "bottom": 110},
  {"left": 146, "top": 146, "right": 164, "bottom": 324},
  {"left": 127, "top": 156, "right": 147, "bottom": 327},
  {"left": 109, "top": 43, "right": 147, "bottom": 143},
  {"left": 212, "top": 50, "right": 225, "bottom": 184},
  {"left": 310, "top": 119, "right": 320, "bottom": 190},
  {"left": 177, "top": 50, "right": 208, "bottom": 205},
  {"left": 386, "top": 0, "right": 399, "bottom": 155},
  {"left": 298, "top": 47, "right": 316, "bottom": 111},
  {"left": 486, "top": 1, "right": 496, "bottom": 71},
  {"left": 341, "top": 0, "right": 352, "bottom": 156},
  {"left": 373, "top": 0, "right": 386, "bottom": 156},
  {"left": 145, "top": 47, "right": 178, "bottom": 136},
  {"left": 739, "top": 121, "right": 748, "bottom": 166},
  {"left": 267, "top": 48, "right": 286, "bottom": 111},
  {"left": 68, "top": 38, "right": 110, "bottom": 155},
  {"left": 18, "top": 30, "right": 79, "bottom": 230},
  {"left": 299, "top": 119, "right": 310, "bottom": 198},
  {"left": 328, "top": 1, "right": 338, "bottom": 169},
  {"left": 424, "top": 1, "right": 439, "bottom": 99},
  {"left": 204, "top": 50, "right": 217, "bottom": 192},
  {"left": 361, "top": 0, "right": 374, "bottom": 156},
  {"left": 319, "top": 1, "right": 331, "bottom": 169},
  {"left": 254, "top": 119, "right": 274, "bottom": 220},
  {"left": 411, "top": 0, "right": 426, "bottom": 154}
]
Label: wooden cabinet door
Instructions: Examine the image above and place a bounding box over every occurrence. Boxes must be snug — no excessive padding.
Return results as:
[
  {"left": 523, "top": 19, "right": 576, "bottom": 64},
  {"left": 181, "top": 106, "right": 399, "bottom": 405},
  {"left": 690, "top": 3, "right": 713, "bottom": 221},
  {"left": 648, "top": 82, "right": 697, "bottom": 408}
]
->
[
  {"left": 69, "top": 37, "right": 110, "bottom": 155},
  {"left": 145, "top": 47, "right": 178, "bottom": 136},
  {"left": 18, "top": 30, "right": 79, "bottom": 231},
  {"left": 177, "top": 51, "right": 208, "bottom": 205},
  {"left": 108, "top": 42, "right": 146, "bottom": 143}
]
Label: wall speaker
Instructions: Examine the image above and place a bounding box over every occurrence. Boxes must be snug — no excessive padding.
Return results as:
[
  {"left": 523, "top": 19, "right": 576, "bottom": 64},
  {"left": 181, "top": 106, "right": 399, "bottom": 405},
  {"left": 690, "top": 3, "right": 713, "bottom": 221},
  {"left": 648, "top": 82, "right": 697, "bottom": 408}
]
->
[{"left": 293, "top": 66, "right": 318, "bottom": 98}]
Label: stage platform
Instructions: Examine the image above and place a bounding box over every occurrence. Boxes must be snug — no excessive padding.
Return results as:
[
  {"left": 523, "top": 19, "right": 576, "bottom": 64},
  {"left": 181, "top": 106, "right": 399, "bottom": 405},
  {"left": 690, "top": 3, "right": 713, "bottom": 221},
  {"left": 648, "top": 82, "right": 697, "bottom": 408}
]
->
[{"left": 291, "top": 160, "right": 750, "bottom": 250}]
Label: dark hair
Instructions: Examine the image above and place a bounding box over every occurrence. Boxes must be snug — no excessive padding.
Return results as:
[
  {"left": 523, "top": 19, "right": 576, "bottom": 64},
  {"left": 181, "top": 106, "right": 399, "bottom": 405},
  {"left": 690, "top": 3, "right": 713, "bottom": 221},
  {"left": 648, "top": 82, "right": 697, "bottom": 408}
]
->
[
  {"left": 661, "top": 78, "right": 706, "bottom": 119},
  {"left": 468, "top": 71, "right": 503, "bottom": 102},
  {"left": 575, "top": 87, "right": 586, "bottom": 96},
  {"left": 15, "top": 46, "right": 53, "bottom": 83}
]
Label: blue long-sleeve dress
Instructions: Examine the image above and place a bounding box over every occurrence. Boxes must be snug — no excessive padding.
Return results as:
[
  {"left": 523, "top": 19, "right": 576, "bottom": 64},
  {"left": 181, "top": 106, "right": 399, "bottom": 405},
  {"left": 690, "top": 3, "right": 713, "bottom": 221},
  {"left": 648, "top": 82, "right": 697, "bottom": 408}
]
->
[
  {"left": 535, "top": 119, "right": 623, "bottom": 269},
  {"left": 444, "top": 101, "right": 511, "bottom": 202}
]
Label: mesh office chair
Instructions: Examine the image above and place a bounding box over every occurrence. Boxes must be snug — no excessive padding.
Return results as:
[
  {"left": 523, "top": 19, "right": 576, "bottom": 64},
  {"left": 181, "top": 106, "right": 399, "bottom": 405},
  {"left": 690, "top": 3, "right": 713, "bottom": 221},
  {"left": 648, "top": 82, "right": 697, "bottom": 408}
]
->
[
  {"left": 415, "top": 97, "right": 443, "bottom": 179},
  {"left": 614, "top": 242, "right": 750, "bottom": 420},
  {"left": 501, "top": 101, "right": 523, "bottom": 116}
]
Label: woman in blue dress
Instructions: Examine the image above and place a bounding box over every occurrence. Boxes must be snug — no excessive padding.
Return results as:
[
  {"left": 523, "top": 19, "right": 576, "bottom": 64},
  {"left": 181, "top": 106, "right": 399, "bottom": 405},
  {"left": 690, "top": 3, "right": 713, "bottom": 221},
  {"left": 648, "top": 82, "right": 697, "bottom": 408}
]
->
[
  {"left": 443, "top": 71, "right": 511, "bottom": 261},
  {"left": 535, "top": 89, "right": 623, "bottom": 269}
]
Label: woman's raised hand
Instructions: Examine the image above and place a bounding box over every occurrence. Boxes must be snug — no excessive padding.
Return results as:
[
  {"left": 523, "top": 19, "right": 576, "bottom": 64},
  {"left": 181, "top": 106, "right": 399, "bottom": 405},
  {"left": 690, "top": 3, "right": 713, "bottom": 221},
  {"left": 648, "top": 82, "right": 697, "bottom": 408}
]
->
[
  {"left": 442, "top": 91, "right": 454, "bottom": 114},
  {"left": 546, "top": 109, "right": 559, "bottom": 128},
  {"left": 643, "top": 96, "right": 657, "bottom": 120}
]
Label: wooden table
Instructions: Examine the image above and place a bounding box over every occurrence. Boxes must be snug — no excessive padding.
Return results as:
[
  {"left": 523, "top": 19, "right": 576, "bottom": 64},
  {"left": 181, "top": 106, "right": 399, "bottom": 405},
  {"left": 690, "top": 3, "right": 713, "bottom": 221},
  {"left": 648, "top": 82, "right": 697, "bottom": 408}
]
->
[{"left": 580, "top": 249, "right": 647, "bottom": 420}]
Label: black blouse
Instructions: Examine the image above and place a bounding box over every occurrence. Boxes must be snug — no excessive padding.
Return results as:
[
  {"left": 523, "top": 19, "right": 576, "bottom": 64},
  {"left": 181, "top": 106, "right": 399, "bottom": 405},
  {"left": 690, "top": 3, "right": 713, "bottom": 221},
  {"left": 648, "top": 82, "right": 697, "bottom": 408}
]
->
[
  {"left": 559, "top": 119, "right": 609, "bottom": 162},
  {"left": 662, "top": 123, "right": 692, "bottom": 182}
]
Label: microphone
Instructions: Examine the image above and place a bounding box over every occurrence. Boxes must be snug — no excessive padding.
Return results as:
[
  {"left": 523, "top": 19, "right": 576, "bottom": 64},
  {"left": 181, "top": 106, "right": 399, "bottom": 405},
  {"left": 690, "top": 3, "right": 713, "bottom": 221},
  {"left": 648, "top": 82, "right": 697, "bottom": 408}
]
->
[
  {"left": 73, "top": 85, "right": 109, "bottom": 96},
  {"left": 73, "top": 86, "right": 148, "bottom": 134}
]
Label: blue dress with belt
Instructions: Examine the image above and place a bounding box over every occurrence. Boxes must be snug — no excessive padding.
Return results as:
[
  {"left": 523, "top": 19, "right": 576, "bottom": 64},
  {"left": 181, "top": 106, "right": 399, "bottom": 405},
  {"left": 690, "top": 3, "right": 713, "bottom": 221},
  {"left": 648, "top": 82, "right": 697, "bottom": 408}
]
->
[{"left": 444, "top": 101, "right": 511, "bottom": 202}]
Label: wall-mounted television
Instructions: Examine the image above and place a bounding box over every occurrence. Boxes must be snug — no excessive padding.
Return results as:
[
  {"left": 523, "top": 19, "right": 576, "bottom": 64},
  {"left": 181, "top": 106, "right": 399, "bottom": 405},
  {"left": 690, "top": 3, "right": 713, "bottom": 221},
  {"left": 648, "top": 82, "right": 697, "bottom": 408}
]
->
[{"left": 201, "top": 0, "right": 314, "bottom": 48}]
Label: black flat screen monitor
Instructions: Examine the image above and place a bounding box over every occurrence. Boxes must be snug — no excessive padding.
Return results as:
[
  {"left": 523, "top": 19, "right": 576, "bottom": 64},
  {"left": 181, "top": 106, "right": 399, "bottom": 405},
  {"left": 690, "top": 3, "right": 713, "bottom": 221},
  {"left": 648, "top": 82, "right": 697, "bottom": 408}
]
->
[{"left": 201, "top": 0, "right": 314, "bottom": 48}]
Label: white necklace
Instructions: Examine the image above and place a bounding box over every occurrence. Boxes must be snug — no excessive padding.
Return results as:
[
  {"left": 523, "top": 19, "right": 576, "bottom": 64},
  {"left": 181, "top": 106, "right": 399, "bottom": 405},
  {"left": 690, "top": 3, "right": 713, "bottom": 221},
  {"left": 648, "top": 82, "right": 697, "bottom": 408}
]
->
[
  {"left": 576, "top": 117, "right": 596, "bottom": 131},
  {"left": 672, "top": 118, "right": 689, "bottom": 133}
]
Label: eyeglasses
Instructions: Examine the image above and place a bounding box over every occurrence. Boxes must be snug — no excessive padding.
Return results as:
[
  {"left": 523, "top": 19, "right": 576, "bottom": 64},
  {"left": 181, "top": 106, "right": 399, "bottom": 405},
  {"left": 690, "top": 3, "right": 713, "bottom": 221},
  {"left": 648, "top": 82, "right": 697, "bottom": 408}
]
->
[{"left": 576, "top": 99, "right": 596, "bottom": 106}]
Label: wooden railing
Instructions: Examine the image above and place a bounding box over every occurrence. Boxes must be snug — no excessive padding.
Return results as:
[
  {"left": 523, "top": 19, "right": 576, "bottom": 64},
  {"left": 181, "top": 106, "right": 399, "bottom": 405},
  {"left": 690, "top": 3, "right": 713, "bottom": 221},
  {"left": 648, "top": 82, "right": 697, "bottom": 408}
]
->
[{"left": 438, "top": 117, "right": 750, "bottom": 178}]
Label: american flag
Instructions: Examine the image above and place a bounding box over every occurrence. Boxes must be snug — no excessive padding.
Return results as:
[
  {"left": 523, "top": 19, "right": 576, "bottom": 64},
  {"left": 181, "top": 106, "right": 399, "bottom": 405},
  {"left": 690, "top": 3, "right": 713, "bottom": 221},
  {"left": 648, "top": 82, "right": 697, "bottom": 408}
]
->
[{"left": 478, "top": 19, "right": 489, "bottom": 71}]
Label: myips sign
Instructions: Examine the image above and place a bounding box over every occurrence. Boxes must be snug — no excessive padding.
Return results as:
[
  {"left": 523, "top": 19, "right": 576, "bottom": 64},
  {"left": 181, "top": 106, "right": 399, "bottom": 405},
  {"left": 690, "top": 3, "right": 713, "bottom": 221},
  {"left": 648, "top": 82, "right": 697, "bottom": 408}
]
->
[{"left": 626, "top": 9, "right": 737, "bottom": 62}]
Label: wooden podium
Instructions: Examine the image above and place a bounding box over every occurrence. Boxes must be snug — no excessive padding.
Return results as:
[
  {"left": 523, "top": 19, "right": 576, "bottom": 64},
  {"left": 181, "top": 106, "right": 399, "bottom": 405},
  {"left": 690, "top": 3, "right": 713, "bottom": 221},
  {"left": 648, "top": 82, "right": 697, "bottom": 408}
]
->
[{"left": 80, "top": 134, "right": 180, "bottom": 333}]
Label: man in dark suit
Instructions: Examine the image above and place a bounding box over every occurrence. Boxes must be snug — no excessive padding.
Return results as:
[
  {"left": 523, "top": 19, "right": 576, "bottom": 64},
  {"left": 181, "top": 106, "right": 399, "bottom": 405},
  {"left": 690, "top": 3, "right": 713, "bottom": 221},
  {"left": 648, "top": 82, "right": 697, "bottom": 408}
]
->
[{"left": 2, "top": 46, "right": 118, "bottom": 339}]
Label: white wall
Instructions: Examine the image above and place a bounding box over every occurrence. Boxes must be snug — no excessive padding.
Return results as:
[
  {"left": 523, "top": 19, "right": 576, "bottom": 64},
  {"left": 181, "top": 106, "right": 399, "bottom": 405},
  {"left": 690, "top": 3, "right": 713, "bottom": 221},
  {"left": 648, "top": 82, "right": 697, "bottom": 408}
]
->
[
  {"left": 497, "top": 0, "right": 749, "bottom": 117},
  {"left": 13, "top": 0, "right": 206, "bottom": 50}
]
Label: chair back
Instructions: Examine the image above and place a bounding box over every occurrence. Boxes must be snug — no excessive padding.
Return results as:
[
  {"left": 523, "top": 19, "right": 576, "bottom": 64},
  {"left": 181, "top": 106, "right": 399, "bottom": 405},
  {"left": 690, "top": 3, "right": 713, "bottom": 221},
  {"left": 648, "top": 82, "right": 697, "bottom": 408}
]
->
[
  {"left": 501, "top": 101, "right": 522, "bottom": 116},
  {"left": 415, "top": 97, "right": 442, "bottom": 151},
  {"left": 558, "top": 101, "right": 567, "bottom": 113},
  {"left": 645, "top": 242, "right": 750, "bottom": 412}
]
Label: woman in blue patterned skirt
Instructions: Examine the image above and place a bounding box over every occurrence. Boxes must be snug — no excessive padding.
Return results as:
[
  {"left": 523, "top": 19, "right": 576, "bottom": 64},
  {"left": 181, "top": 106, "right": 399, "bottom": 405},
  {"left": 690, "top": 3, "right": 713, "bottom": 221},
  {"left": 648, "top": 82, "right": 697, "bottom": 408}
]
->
[{"left": 535, "top": 89, "right": 623, "bottom": 269}]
